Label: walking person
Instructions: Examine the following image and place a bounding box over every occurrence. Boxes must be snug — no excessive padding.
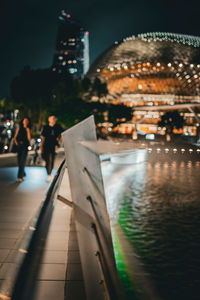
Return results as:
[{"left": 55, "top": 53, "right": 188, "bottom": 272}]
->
[
  {"left": 40, "top": 115, "right": 63, "bottom": 182},
  {"left": 13, "top": 117, "right": 32, "bottom": 182}
]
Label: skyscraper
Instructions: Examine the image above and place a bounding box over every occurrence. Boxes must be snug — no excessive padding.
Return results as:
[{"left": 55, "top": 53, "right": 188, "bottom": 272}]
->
[{"left": 52, "top": 10, "right": 89, "bottom": 78}]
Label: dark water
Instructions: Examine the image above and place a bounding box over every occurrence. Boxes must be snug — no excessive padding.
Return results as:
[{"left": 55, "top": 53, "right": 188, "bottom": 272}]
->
[{"left": 103, "top": 151, "right": 200, "bottom": 300}]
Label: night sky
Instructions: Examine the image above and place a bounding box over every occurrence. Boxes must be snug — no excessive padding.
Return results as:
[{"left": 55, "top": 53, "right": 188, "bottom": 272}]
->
[{"left": 0, "top": 0, "right": 199, "bottom": 98}]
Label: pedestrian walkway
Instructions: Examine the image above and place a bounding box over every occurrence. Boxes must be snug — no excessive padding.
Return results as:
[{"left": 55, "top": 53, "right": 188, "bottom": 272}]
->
[{"left": 0, "top": 156, "right": 85, "bottom": 300}]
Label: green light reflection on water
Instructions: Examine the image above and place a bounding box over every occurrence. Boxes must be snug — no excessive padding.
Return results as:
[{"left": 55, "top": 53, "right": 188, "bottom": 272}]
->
[{"left": 111, "top": 226, "right": 138, "bottom": 300}]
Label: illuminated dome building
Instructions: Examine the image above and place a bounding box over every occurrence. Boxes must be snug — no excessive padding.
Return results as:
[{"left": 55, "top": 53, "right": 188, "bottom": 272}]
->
[{"left": 87, "top": 33, "right": 200, "bottom": 136}]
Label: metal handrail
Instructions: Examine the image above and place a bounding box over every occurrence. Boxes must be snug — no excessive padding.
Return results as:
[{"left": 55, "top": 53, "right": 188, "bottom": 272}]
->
[
  {"left": 11, "top": 159, "right": 66, "bottom": 300},
  {"left": 84, "top": 175, "right": 124, "bottom": 300}
]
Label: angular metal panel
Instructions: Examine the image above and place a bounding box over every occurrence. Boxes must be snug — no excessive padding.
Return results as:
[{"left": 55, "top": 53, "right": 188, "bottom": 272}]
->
[{"left": 62, "top": 116, "right": 123, "bottom": 300}]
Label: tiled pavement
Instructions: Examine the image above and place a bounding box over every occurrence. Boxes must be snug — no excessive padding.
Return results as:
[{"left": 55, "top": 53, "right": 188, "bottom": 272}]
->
[{"left": 0, "top": 155, "right": 86, "bottom": 300}]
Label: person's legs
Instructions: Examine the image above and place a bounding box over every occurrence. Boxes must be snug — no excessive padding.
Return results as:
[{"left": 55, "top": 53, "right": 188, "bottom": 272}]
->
[
  {"left": 43, "top": 152, "right": 55, "bottom": 182},
  {"left": 17, "top": 151, "right": 22, "bottom": 178},
  {"left": 17, "top": 149, "right": 27, "bottom": 179},
  {"left": 44, "top": 152, "right": 52, "bottom": 175},
  {"left": 49, "top": 152, "right": 55, "bottom": 174},
  {"left": 44, "top": 152, "right": 49, "bottom": 175}
]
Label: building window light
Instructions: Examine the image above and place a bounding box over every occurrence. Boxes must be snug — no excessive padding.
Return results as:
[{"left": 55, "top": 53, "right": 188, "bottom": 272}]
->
[
  {"left": 62, "top": 61, "right": 66, "bottom": 66},
  {"left": 68, "top": 60, "right": 72, "bottom": 64},
  {"left": 97, "top": 68, "right": 101, "bottom": 72},
  {"left": 179, "top": 63, "right": 183, "bottom": 67},
  {"left": 168, "top": 63, "right": 172, "bottom": 67},
  {"left": 73, "top": 60, "right": 77, "bottom": 64},
  {"left": 58, "top": 56, "right": 63, "bottom": 60},
  {"left": 138, "top": 84, "right": 143, "bottom": 90}
]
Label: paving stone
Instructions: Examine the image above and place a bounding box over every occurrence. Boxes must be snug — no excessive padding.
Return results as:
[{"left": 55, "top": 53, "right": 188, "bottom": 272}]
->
[
  {"left": 36, "top": 263, "right": 67, "bottom": 280},
  {"left": 66, "top": 263, "right": 83, "bottom": 281},
  {"left": 0, "top": 230, "right": 21, "bottom": 239},
  {"left": 67, "top": 251, "right": 81, "bottom": 264},
  {"left": 0, "top": 223, "right": 25, "bottom": 230},
  {"left": 0, "top": 263, "right": 19, "bottom": 279},
  {"left": 65, "top": 280, "right": 87, "bottom": 300},
  {"left": 44, "top": 237, "right": 68, "bottom": 251},
  {"left": 48, "top": 224, "right": 69, "bottom": 231},
  {"left": 41, "top": 250, "right": 68, "bottom": 264},
  {"left": 5, "top": 250, "right": 24, "bottom": 263},
  {"left": 0, "top": 249, "right": 10, "bottom": 262},
  {"left": 0, "top": 215, "right": 29, "bottom": 223},
  {"left": 33, "top": 281, "right": 65, "bottom": 300},
  {"left": 68, "top": 239, "right": 79, "bottom": 251},
  {"left": 45, "top": 231, "right": 68, "bottom": 240},
  {"left": 0, "top": 239, "right": 17, "bottom": 249}
]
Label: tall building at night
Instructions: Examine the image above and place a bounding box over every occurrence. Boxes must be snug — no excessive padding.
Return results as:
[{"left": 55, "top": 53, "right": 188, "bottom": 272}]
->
[
  {"left": 87, "top": 33, "right": 200, "bottom": 136},
  {"left": 52, "top": 10, "right": 89, "bottom": 78}
]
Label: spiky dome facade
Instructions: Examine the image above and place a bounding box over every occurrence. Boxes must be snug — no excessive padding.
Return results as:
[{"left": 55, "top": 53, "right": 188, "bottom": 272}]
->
[{"left": 87, "top": 33, "right": 200, "bottom": 96}]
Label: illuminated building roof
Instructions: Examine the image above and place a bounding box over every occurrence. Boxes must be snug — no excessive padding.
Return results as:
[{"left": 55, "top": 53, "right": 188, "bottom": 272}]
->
[{"left": 87, "top": 33, "right": 200, "bottom": 96}]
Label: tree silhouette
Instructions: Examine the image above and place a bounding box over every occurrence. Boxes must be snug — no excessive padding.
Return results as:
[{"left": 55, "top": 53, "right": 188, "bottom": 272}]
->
[
  {"left": 158, "top": 110, "right": 184, "bottom": 134},
  {"left": 10, "top": 67, "right": 132, "bottom": 131},
  {"left": 10, "top": 66, "right": 63, "bottom": 127}
]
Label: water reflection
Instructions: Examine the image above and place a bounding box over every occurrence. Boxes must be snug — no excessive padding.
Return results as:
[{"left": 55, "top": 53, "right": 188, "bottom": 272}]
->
[{"left": 103, "top": 152, "right": 200, "bottom": 300}]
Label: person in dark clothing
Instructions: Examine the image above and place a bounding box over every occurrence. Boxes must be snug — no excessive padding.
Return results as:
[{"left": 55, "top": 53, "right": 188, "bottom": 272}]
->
[
  {"left": 13, "top": 117, "right": 31, "bottom": 182},
  {"left": 40, "top": 115, "right": 63, "bottom": 181}
]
